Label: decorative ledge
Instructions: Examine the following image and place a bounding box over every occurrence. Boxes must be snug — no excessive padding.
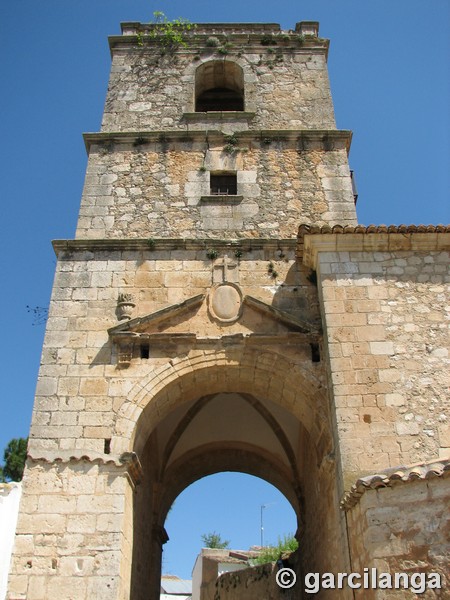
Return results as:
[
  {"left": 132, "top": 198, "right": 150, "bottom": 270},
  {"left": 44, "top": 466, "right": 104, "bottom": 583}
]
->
[
  {"left": 83, "top": 129, "right": 352, "bottom": 153},
  {"left": 121, "top": 22, "right": 282, "bottom": 36},
  {"left": 340, "top": 458, "right": 450, "bottom": 511},
  {"left": 298, "top": 223, "right": 450, "bottom": 236},
  {"left": 119, "top": 452, "right": 144, "bottom": 486},
  {"left": 297, "top": 223, "right": 450, "bottom": 266},
  {"left": 52, "top": 238, "right": 297, "bottom": 256},
  {"left": 28, "top": 451, "right": 144, "bottom": 485},
  {"left": 200, "top": 195, "right": 243, "bottom": 204},
  {"left": 183, "top": 112, "right": 255, "bottom": 123}
]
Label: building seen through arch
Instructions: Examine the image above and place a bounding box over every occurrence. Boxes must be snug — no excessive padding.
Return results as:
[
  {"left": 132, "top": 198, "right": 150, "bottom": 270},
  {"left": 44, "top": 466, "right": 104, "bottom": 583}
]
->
[{"left": 6, "top": 18, "right": 449, "bottom": 600}]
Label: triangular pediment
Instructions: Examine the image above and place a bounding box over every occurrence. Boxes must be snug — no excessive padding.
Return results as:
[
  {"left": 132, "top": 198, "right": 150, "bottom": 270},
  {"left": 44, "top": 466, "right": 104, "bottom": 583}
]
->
[
  {"left": 108, "top": 294, "right": 205, "bottom": 338},
  {"left": 108, "top": 292, "right": 320, "bottom": 344}
]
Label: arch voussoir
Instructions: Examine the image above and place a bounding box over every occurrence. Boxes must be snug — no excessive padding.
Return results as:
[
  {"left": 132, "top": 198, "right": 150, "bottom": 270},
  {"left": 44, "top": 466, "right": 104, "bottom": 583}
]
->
[{"left": 117, "top": 346, "right": 328, "bottom": 457}]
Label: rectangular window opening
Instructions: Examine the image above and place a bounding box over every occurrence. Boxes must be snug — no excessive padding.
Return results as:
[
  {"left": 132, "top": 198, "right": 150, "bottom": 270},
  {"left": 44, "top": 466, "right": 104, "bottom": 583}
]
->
[
  {"left": 310, "top": 343, "right": 321, "bottom": 363},
  {"left": 140, "top": 344, "right": 150, "bottom": 359},
  {"left": 104, "top": 439, "right": 111, "bottom": 454},
  {"left": 210, "top": 172, "right": 237, "bottom": 196}
]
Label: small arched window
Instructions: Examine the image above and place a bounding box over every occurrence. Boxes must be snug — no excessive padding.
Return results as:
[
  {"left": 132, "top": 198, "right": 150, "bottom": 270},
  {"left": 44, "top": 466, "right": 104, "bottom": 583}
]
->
[{"left": 195, "top": 61, "right": 244, "bottom": 112}]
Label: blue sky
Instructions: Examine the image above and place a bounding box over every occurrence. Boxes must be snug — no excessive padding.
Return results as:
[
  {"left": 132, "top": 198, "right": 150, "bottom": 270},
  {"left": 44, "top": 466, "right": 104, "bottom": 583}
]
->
[{"left": 1, "top": 0, "right": 449, "bottom": 580}]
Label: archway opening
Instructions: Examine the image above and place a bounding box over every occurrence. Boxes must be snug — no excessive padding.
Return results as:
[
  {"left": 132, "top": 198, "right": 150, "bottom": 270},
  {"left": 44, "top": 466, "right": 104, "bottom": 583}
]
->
[
  {"left": 124, "top": 356, "right": 348, "bottom": 600},
  {"left": 195, "top": 61, "right": 244, "bottom": 112},
  {"left": 162, "top": 472, "right": 297, "bottom": 581}
]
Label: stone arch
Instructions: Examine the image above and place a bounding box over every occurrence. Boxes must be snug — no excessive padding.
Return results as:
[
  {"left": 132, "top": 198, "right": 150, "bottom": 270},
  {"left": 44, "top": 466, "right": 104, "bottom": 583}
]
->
[
  {"left": 181, "top": 56, "right": 256, "bottom": 114},
  {"left": 158, "top": 443, "right": 302, "bottom": 526},
  {"left": 117, "top": 345, "right": 345, "bottom": 600},
  {"left": 194, "top": 60, "right": 245, "bottom": 111},
  {"left": 114, "top": 346, "right": 331, "bottom": 458}
]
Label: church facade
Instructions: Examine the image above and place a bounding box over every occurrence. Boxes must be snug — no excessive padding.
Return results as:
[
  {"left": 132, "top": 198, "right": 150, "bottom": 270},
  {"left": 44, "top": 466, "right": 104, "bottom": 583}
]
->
[{"left": 7, "top": 20, "right": 449, "bottom": 600}]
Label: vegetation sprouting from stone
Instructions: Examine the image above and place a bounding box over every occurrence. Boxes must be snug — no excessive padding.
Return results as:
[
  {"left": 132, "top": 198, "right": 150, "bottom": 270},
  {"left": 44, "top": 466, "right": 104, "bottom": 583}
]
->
[
  {"left": 267, "top": 261, "right": 278, "bottom": 279},
  {"left": 205, "top": 36, "right": 220, "bottom": 48},
  {"left": 223, "top": 133, "right": 239, "bottom": 154},
  {"left": 137, "top": 11, "right": 196, "bottom": 48},
  {"left": 251, "top": 534, "right": 298, "bottom": 565},
  {"left": 261, "top": 34, "right": 278, "bottom": 46}
]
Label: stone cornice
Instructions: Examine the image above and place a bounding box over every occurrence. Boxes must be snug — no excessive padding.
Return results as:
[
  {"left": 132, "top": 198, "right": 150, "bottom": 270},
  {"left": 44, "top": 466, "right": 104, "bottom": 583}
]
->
[
  {"left": 83, "top": 129, "right": 352, "bottom": 153},
  {"left": 183, "top": 112, "right": 255, "bottom": 123},
  {"left": 27, "top": 451, "right": 144, "bottom": 486},
  {"left": 52, "top": 238, "right": 297, "bottom": 257},
  {"left": 297, "top": 224, "right": 450, "bottom": 268},
  {"left": 110, "top": 22, "right": 329, "bottom": 55},
  {"left": 121, "top": 22, "right": 283, "bottom": 35},
  {"left": 340, "top": 458, "right": 450, "bottom": 511}
]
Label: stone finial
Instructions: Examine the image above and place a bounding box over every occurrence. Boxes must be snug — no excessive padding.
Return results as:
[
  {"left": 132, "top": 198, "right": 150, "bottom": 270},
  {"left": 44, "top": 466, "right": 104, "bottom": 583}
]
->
[
  {"left": 295, "top": 21, "right": 319, "bottom": 37},
  {"left": 117, "top": 292, "right": 135, "bottom": 321}
]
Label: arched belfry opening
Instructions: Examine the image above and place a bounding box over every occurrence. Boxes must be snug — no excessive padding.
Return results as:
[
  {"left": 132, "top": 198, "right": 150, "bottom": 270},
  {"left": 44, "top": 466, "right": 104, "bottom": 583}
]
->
[
  {"left": 195, "top": 61, "right": 245, "bottom": 112},
  {"left": 122, "top": 355, "right": 343, "bottom": 600}
]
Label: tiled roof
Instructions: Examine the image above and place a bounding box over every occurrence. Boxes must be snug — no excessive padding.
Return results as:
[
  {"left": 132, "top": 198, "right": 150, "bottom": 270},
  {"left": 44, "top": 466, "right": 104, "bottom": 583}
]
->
[
  {"left": 298, "top": 223, "right": 450, "bottom": 237},
  {"left": 340, "top": 458, "right": 450, "bottom": 511}
]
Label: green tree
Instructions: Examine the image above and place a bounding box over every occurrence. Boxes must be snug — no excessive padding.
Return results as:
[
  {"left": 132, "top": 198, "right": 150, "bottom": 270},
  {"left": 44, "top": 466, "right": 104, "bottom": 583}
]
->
[
  {"left": 0, "top": 438, "right": 28, "bottom": 482},
  {"left": 201, "top": 531, "right": 230, "bottom": 549}
]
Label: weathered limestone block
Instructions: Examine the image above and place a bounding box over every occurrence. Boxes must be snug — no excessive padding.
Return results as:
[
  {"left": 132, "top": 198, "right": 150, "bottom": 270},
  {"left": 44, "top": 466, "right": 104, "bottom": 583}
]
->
[
  {"left": 344, "top": 463, "right": 449, "bottom": 599},
  {"left": 76, "top": 140, "right": 355, "bottom": 239},
  {"left": 7, "top": 459, "right": 133, "bottom": 600},
  {"left": 302, "top": 230, "right": 449, "bottom": 483}
]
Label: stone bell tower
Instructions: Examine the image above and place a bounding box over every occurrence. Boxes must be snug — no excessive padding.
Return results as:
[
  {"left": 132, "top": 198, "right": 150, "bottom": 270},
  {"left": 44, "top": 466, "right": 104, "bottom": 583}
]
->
[{"left": 8, "top": 17, "right": 448, "bottom": 600}]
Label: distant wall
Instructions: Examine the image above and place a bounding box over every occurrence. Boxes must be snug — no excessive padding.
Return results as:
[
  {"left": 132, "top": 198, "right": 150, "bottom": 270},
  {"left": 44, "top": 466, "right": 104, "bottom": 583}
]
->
[
  {"left": 0, "top": 483, "right": 21, "bottom": 600},
  {"left": 215, "top": 562, "right": 281, "bottom": 600},
  {"left": 214, "top": 553, "right": 308, "bottom": 600}
]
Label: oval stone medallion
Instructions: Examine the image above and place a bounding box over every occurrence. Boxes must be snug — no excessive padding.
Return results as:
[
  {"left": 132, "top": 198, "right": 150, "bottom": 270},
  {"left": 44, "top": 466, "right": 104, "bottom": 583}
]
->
[{"left": 209, "top": 284, "right": 242, "bottom": 322}]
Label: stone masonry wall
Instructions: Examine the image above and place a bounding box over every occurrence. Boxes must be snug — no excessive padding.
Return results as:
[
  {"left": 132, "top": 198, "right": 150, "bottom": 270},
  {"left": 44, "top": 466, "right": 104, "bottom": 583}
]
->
[
  {"left": 14, "top": 239, "right": 333, "bottom": 600},
  {"left": 214, "top": 562, "right": 284, "bottom": 600},
  {"left": 316, "top": 248, "right": 449, "bottom": 485},
  {"left": 7, "top": 460, "right": 131, "bottom": 600},
  {"left": 76, "top": 140, "right": 355, "bottom": 239},
  {"left": 214, "top": 549, "right": 303, "bottom": 600},
  {"left": 346, "top": 477, "right": 449, "bottom": 599},
  {"left": 27, "top": 241, "right": 319, "bottom": 456},
  {"left": 102, "top": 37, "right": 335, "bottom": 132}
]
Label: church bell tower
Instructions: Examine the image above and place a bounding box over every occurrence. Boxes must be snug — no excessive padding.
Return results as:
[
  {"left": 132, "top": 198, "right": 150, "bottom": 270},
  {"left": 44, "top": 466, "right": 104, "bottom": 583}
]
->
[{"left": 9, "top": 19, "right": 419, "bottom": 600}]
